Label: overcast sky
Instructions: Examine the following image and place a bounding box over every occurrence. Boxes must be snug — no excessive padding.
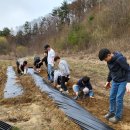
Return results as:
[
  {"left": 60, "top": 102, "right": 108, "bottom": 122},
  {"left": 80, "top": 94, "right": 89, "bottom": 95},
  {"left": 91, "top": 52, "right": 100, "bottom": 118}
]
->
[{"left": 0, "top": 0, "right": 66, "bottom": 30}]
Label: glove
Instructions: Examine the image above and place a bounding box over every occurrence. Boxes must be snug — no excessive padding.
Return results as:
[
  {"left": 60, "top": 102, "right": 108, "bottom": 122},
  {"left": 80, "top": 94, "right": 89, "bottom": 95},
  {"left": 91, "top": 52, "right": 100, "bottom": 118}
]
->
[{"left": 126, "top": 83, "right": 130, "bottom": 94}]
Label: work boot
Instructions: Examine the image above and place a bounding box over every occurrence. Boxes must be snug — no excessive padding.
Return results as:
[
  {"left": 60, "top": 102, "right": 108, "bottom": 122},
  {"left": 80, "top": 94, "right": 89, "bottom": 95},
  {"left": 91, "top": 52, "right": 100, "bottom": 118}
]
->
[
  {"left": 104, "top": 112, "right": 115, "bottom": 120},
  {"left": 109, "top": 116, "right": 121, "bottom": 124}
]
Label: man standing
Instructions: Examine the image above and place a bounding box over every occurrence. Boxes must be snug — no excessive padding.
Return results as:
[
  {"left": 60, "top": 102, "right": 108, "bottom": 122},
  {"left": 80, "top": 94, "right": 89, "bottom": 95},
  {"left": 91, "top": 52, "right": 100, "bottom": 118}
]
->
[
  {"left": 98, "top": 48, "right": 130, "bottom": 124},
  {"left": 44, "top": 44, "right": 55, "bottom": 82}
]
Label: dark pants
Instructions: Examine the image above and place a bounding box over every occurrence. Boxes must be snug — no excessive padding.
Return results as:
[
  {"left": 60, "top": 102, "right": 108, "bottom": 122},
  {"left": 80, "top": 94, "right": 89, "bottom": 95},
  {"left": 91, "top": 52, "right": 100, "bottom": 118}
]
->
[{"left": 61, "top": 76, "right": 68, "bottom": 91}]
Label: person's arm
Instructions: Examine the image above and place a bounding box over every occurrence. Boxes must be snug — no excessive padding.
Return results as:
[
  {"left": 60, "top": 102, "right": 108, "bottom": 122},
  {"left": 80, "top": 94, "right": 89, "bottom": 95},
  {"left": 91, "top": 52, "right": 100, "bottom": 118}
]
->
[
  {"left": 19, "top": 65, "right": 23, "bottom": 73},
  {"left": 86, "top": 81, "right": 92, "bottom": 90},
  {"left": 117, "top": 57, "right": 129, "bottom": 71},
  {"left": 107, "top": 71, "right": 112, "bottom": 82},
  {"left": 24, "top": 66, "right": 28, "bottom": 74}
]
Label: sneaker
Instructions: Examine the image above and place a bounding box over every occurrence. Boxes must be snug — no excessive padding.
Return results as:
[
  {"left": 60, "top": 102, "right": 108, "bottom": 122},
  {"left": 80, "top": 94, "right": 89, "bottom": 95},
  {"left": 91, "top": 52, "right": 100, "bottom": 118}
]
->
[
  {"left": 104, "top": 112, "right": 115, "bottom": 120},
  {"left": 62, "top": 90, "right": 69, "bottom": 95},
  {"left": 59, "top": 88, "right": 63, "bottom": 92},
  {"left": 90, "top": 96, "right": 95, "bottom": 99},
  {"left": 109, "top": 116, "right": 121, "bottom": 124},
  {"left": 73, "top": 96, "right": 79, "bottom": 100}
]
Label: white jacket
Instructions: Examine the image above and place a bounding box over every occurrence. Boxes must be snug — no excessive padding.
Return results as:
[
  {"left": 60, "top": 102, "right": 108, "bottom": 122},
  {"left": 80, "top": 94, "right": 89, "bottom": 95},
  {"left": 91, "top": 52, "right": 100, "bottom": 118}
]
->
[
  {"left": 47, "top": 48, "right": 55, "bottom": 66},
  {"left": 59, "top": 59, "right": 70, "bottom": 77}
]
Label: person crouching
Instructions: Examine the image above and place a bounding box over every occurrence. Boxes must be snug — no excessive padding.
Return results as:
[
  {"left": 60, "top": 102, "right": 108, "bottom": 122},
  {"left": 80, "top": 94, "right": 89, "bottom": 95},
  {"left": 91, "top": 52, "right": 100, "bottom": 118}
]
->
[
  {"left": 73, "top": 76, "right": 94, "bottom": 100},
  {"left": 17, "top": 61, "right": 28, "bottom": 75},
  {"left": 54, "top": 56, "right": 70, "bottom": 94},
  {"left": 53, "top": 69, "right": 70, "bottom": 90}
]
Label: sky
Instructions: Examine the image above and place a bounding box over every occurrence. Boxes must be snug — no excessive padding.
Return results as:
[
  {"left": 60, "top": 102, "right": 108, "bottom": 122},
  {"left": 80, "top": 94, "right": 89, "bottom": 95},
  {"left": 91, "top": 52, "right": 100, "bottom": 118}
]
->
[{"left": 0, "top": 0, "right": 66, "bottom": 30}]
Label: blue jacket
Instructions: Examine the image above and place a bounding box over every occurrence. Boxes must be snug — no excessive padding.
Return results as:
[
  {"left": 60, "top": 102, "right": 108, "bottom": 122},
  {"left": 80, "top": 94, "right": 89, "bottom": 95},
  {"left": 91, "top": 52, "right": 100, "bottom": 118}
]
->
[
  {"left": 77, "top": 78, "right": 93, "bottom": 90},
  {"left": 107, "top": 52, "right": 130, "bottom": 82}
]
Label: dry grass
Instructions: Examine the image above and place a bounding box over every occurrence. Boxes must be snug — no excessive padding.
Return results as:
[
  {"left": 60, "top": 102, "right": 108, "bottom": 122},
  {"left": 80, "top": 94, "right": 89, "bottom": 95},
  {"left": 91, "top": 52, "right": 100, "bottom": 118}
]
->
[{"left": 0, "top": 66, "right": 80, "bottom": 130}]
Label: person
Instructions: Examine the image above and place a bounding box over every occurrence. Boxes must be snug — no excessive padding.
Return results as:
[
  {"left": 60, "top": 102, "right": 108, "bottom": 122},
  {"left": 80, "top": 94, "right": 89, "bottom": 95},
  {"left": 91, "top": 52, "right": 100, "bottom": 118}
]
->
[
  {"left": 53, "top": 69, "right": 70, "bottom": 90},
  {"left": 17, "top": 60, "right": 28, "bottom": 75},
  {"left": 54, "top": 56, "right": 70, "bottom": 94},
  {"left": 53, "top": 70, "right": 62, "bottom": 89},
  {"left": 34, "top": 51, "right": 48, "bottom": 73},
  {"left": 73, "top": 76, "right": 94, "bottom": 100},
  {"left": 33, "top": 55, "right": 41, "bottom": 72},
  {"left": 41, "top": 51, "right": 48, "bottom": 67},
  {"left": 98, "top": 48, "right": 130, "bottom": 124},
  {"left": 44, "top": 44, "right": 55, "bottom": 83}
]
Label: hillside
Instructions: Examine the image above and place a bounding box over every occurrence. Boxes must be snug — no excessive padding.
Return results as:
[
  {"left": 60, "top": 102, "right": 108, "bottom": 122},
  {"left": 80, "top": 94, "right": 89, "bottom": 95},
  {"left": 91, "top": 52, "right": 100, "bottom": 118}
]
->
[{"left": 0, "top": 0, "right": 130, "bottom": 57}]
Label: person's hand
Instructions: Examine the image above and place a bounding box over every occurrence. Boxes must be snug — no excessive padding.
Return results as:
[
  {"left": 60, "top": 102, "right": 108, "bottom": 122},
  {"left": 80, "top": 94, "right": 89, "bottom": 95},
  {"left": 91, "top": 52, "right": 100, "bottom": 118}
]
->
[
  {"left": 126, "top": 83, "right": 130, "bottom": 94},
  {"left": 104, "top": 82, "right": 111, "bottom": 89}
]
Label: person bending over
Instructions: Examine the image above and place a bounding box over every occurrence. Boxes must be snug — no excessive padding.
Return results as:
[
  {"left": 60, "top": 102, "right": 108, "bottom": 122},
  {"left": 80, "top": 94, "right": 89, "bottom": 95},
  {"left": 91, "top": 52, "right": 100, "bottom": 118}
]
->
[
  {"left": 54, "top": 56, "right": 70, "bottom": 94},
  {"left": 73, "top": 76, "right": 94, "bottom": 100},
  {"left": 98, "top": 48, "right": 130, "bottom": 123}
]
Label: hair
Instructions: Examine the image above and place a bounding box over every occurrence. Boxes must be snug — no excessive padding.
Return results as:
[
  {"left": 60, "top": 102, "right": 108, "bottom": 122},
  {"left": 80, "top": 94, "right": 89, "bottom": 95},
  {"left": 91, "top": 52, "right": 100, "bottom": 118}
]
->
[
  {"left": 44, "top": 44, "right": 50, "bottom": 50},
  {"left": 54, "top": 56, "right": 60, "bottom": 62},
  {"left": 98, "top": 48, "right": 111, "bottom": 61},
  {"left": 82, "top": 76, "right": 90, "bottom": 84},
  {"left": 23, "top": 61, "right": 27, "bottom": 65},
  {"left": 44, "top": 50, "right": 48, "bottom": 54}
]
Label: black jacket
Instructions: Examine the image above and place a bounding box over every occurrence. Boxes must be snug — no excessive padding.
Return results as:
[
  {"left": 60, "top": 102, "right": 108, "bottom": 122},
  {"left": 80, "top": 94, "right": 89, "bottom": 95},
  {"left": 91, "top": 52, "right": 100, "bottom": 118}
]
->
[
  {"left": 77, "top": 78, "right": 93, "bottom": 90},
  {"left": 107, "top": 52, "right": 130, "bottom": 82}
]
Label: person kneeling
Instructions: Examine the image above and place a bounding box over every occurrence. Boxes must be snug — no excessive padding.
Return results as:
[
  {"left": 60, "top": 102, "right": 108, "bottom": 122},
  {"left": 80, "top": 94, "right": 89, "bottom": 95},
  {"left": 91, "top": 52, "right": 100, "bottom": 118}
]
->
[
  {"left": 33, "top": 55, "right": 42, "bottom": 73},
  {"left": 73, "top": 76, "right": 94, "bottom": 100}
]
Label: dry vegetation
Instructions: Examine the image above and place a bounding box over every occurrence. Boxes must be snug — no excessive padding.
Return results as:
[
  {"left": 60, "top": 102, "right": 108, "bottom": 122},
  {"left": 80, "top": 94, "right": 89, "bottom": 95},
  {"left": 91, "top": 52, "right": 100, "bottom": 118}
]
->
[
  {"left": 0, "top": 62, "right": 80, "bottom": 130},
  {"left": 38, "top": 53, "right": 130, "bottom": 130}
]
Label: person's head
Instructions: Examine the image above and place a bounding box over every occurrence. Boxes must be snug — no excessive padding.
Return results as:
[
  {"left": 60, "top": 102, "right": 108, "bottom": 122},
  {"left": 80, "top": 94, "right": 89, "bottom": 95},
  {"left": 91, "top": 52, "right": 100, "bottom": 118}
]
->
[
  {"left": 82, "top": 76, "right": 90, "bottom": 85},
  {"left": 44, "top": 44, "right": 50, "bottom": 51},
  {"left": 98, "top": 48, "right": 113, "bottom": 62},
  {"left": 44, "top": 51, "right": 48, "bottom": 56},
  {"left": 54, "top": 56, "right": 60, "bottom": 64},
  {"left": 23, "top": 61, "right": 28, "bottom": 66}
]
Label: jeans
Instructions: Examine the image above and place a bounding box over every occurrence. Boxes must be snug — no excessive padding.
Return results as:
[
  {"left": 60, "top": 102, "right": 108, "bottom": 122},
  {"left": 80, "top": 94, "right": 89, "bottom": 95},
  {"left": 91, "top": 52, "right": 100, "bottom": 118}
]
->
[
  {"left": 48, "top": 64, "right": 54, "bottom": 81},
  {"left": 73, "top": 85, "right": 94, "bottom": 97},
  {"left": 110, "top": 81, "right": 127, "bottom": 119}
]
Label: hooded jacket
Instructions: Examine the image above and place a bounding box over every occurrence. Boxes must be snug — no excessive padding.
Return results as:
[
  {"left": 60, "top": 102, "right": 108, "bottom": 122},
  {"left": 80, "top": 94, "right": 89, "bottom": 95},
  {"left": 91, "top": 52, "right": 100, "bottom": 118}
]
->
[{"left": 107, "top": 52, "right": 130, "bottom": 82}]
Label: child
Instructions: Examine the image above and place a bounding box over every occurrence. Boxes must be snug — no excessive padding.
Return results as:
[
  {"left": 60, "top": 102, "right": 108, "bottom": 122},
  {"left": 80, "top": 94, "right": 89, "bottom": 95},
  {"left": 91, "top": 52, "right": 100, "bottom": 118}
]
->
[
  {"left": 54, "top": 56, "right": 70, "bottom": 94},
  {"left": 73, "top": 76, "right": 94, "bottom": 100},
  {"left": 98, "top": 48, "right": 130, "bottom": 123}
]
